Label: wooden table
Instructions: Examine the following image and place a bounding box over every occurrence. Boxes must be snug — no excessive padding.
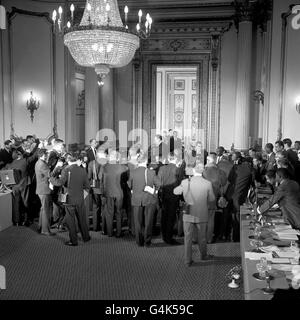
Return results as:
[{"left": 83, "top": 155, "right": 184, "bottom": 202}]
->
[
  {"left": 0, "top": 192, "right": 12, "bottom": 231},
  {"left": 240, "top": 205, "right": 290, "bottom": 300}
]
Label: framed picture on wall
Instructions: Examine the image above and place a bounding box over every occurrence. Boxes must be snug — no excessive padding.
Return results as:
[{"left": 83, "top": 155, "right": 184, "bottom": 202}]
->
[{"left": 174, "top": 80, "right": 185, "bottom": 90}]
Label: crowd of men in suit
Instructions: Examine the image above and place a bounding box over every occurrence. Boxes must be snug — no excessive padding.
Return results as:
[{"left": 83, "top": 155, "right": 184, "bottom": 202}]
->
[{"left": 1, "top": 132, "right": 300, "bottom": 265}]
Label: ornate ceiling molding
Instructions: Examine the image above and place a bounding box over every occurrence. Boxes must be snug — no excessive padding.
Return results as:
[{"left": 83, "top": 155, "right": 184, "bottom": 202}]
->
[
  {"left": 141, "top": 38, "right": 212, "bottom": 53},
  {"left": 151, "top": 21, "right": 232, "bottom": 36}
]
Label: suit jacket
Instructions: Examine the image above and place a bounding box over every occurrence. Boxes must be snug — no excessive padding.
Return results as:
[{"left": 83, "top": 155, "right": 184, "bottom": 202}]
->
[
  {"left": 174, "top": 176, "right": 215, "bottom": 223},
  {"left": 157, "top": 163, "right": 183, "bottom": 198},
  {"left": 174, "top": 138, "right": 182, "bottom": 151},
  {"left": 0, "top": 148, "right": 13, "bottom": 169},
  {"left": 128, "top": 166, "right": 160, "bottom": 206},
  {"left": 226, "top": 161, "right": 253, "bottom": 204},
  {"left": 266, "top": 152, "right": 276, "bottom": 171},
  {"left": 87, "top": 147, "right": 96, "bottom": 164},
  {"left": 47, "top": 150, "right": 60, "bottom": 172},
  {"left": 35, "top": 159, "right": 51, "bottom": 195},
  {"left": 216, "top": 155, "right": 226, "bottom": 165},
  {"left": 87, "top": 159, "right": 107, "bottom": 193},
  {"left": 260, "top": 179, "right": 300, "bottom": 230},
  {"left": 6, "top": 150, "right": 38, "bottom": 190},
  {"left": 148, "top": 142, "right": 169, "bottom": 163},
  {"left": 285, "top": 149, "right": 299, "bottom": 168},
  {"left": 103, "top": 163, "right": 128, "bottom": 198},
  {"left": 253, "top": 162, "right": 268, "bottom": 185},
  {"left": 203, "top": 164, "right": 227, "bottom": 204},
  {"left": 50, "top": 164, "right": 90, "bottom": 205},
  {"left": 168, "top": 136, "right": 175, "bottom": 153}
]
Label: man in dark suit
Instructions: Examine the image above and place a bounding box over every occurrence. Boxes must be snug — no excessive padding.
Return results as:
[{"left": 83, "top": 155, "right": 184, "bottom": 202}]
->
[
  {"left": 87, "top": 149, "right": 107, "bottom": 231},
  {"left": 168, "top": 129, "right": 175, "bottom": 153},
  {"left": 86, "top": 138, "right": 98, "bottom": 164},
  {"left": 149, "top": 134, "right": 168, "bottom": 165},
  {"left": 265, "top": 143, "right": 276, "bottom": 171},
  {"left": 0, "top": 140, "right": 13, "bottom": 169},
  {"left": 47, "top": 139, "right": 64, "bottom": 171},
  {"left": 203, "top": 154, "right": 227, "bottom": 243},
  {"left": 275, "top": 140, "right": 285, "bottom": 153},
  {"left": 35, "top": 149, "right": 53, "bottom": 236},
  {"left": 126, "top": 147, "right": 140, "bottom": 236},
  {"left": 47, "top": 138, "right": 64, "bottom": 225},
  {"left": 217, "top": 154, "right": 233, "bottom": 241},
  {"left": 157, "top": 153, "right": 183, "bottom": 245},
  {"left": 283, "top": 138, "right": 299, "bottom": 167},
  {"left": 50, "top": 152, "right": 91, "bottom": 246},
  {"left": 252, "top": 153, "right": 267, "bottom": 185},
  {"left": 258, "top": 168, "right": 300, "bottom": 230},
  {"left": 294, "top": 141, "right": 300, "bottom": 161},
  {"left": 216, "top": 146, "right": 226, "bottom": 164},
  {"left": 283, "top": 138, "right": 300, "bottom": 185},
  {"left": 128, "top": 152, "right": 160, "bottom": 247},
  {"left": 102, "top": 151, "right": 128, "bottom": 237},
  {"left": 5, "top": 145, "right": 39, "bottom": 226},
  {"left": 225, "top": 152, "right": 253, "bottom": 242},
  {"left": 173, "top": 130, "right": 182, "bottom": 151}
]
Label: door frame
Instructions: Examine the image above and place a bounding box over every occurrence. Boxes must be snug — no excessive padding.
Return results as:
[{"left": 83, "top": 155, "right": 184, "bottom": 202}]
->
[{"left": 140, "top": 53, "right": 210, "bottom": 148}]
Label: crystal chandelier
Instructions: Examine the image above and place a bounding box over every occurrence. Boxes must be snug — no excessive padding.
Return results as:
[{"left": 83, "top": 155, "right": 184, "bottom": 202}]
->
[{"left": 52, "top": 0, "right": 152, "bottom": 86}]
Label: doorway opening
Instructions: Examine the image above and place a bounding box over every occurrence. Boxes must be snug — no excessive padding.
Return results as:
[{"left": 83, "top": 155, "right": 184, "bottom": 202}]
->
[{"left": 155, "top": 66, "right": 200, "bottom": 145}]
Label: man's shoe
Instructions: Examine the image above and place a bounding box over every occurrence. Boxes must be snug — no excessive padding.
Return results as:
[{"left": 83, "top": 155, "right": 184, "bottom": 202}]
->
[
  {"left": 145, "top": 242, "right": 152, "bottom": 248},
  {"left": 24, "top": 220, "right": 32, "bottom": 227},
  {"left": 201, "top": 255, "right": 214, "bottom": 261},
  {"left": 41, "top": 232, "right": 55, "bottom": 236},
  {"left": 185, "top": 260, "right": 194, "bottom": 267},
  {"left": 57, "top": 224, "right": 67, "bottom": 232},
  {"left": 83, "top": 237, "right": 91, "bottom": 243},
  {"left": 170, "top": 240, "right": 181, "bottom": 245},
  {"left": 65, "top": 241, "right": 78, "bottom": 247}
]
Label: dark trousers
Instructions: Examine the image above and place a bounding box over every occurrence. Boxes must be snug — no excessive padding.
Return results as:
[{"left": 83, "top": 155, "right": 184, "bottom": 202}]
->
[
  {"left": 64, "top": 202, "right": 90, "bottom": 245},
  {"left": 51, "top": 189, "right": 64, "bottom": 223},
  {"left": 104, "top": 197, "right": 123, "bottom": 236},
  {"left": 38, "top": 194, "right": 52, "bottom": 233},
  {"left": 11, "top": 185, "right": 29, "bottom": 224},
  {"left": 161, "top": 197, "right": 179, "bottom": 243},
  {"left": 220, "top": 205, "right": 232, "bottom": 240},
  {"left": 231, "top": 197, "right": 240, "bottom": 242},
  {"left": 90, "top": 190, "right": 102, "bottom": 231},
  {"left": 27, "top": 180, "right": 40, "bottom": 221},
  {"left": 133, "top": 204, "right": 156, "bottom": 246},
  {"left": 222, "top": 198, "right": 240, "bottom": 242}
]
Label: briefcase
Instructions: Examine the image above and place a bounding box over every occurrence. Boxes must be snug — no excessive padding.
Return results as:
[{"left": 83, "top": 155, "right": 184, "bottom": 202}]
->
[
  {"left": 57, "top": 171, "right": 70, "bottom": 204},
  {"left": 58, "top": 191, "right": 68, "bottom": 204},
  {"left": 0, "top": 169, "right": 21, "bottom": 185}
]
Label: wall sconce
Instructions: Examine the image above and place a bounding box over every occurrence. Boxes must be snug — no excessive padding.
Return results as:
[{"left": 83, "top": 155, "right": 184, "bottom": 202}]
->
[
  {"left": 26, "top": 91, "right": 40, "bottom": 122},
  {"left": 296, "top": 97, "right": 300, "bottom": 114}
]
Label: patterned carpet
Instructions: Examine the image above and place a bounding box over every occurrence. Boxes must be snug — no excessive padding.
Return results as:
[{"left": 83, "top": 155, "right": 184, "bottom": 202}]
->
[{"left": 0, "top": 225, "right": 243, "bottom": 300}]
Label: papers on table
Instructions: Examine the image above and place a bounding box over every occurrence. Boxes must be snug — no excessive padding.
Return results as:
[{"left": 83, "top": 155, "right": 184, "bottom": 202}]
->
[
  {"left": 271, "top": 264, "right": 295, "bottom": 272},
  {"left": 270, "top": 258, "right": 291, "bottom": 264},
  {"left": 273, "top": 225, "right": 300, "bottom": 240},
  {"left": 245, "top": 252, "right": 272, "bottom": 260},
  {"left": 259, "top": 245, "right": 278, "bottom": 253},
  {"left": 247, "top": 244, "right": 300, "bottom": 264},
  {"left": 276, "top": 251, "right": 298, "bottom": 259},
  {"left": 245, "top": 252, "right": 297, "bottom": 264}
]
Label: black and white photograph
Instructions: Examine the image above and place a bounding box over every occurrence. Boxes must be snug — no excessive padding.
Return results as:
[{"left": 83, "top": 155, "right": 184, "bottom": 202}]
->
[{"left": 0, "top": 0, "right": 300, "bottom": 309}]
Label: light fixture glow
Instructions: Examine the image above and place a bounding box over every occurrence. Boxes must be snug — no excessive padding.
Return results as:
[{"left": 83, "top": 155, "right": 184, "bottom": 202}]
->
[{"left": 52, "top": 0, "right": 152, "bottom": 85}]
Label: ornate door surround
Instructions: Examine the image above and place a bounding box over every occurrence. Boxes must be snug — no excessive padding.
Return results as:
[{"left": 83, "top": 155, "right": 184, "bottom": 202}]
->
[{"left": 132, "top": 21, "right": 231, "bottom": 151}]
